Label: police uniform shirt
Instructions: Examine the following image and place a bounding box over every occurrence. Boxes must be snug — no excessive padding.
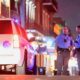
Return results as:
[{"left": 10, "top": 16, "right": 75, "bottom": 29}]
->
[
  {"left": 75, "top": 34, "right": 80, "bottom": 48},
  {"left": 55, "top": 33, "right": 73, "bottom": 49}
]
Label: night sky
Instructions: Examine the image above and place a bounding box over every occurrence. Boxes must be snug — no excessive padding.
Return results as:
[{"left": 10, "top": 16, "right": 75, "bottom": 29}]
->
[{"left": 55, "top": 0, "right": 80, "bottom": 36}]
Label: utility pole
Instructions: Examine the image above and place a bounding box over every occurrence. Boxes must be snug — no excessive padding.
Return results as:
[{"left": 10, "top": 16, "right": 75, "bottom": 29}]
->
[{"left": 20, "top": 0, "right": 26, "bottom": 28}]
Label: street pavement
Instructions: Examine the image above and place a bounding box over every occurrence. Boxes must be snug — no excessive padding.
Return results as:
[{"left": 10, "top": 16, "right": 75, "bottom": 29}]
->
[{"left": 0, "top": 75, "right": 80, "bottom": 80}]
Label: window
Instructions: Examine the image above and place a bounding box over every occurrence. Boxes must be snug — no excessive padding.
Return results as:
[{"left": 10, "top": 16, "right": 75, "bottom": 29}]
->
[{"left": 0, "top": 20, "right": 13, "bottom": 34}]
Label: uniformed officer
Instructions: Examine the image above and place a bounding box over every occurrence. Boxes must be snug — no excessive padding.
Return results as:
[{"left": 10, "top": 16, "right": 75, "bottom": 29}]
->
[
  {"left": 74, "top": 25, "right": 80, "bottom": 75},
  {"left": 55, "top": 26, "right": 73, "bottom": 75}
]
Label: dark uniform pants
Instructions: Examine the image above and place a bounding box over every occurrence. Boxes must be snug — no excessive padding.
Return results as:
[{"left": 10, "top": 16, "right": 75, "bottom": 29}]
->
[{"left": 57, "top": 49, "right": 70, "bottom": 75}]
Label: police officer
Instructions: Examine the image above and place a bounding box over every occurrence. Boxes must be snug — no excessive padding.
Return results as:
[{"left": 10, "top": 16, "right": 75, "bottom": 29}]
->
[
  {"left": 55, "top": 26, "right": 73, "bottom": 75},
  {"left": 74, "top": 25, "right": 80, "bottom": 75}
]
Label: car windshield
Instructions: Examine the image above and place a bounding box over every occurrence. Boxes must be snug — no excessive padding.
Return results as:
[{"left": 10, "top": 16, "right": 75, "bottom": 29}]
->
[{"left": 0, "top": 20, "right": 13, "bottom": 34}]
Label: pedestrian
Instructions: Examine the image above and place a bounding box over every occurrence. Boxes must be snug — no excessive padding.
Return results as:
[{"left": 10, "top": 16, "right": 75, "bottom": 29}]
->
[
  {"left": 74, "top": 25, "right": 80, "bottom": 75},
  {"left": 55, "top": 26, "right": 74, "bottom": 75}
]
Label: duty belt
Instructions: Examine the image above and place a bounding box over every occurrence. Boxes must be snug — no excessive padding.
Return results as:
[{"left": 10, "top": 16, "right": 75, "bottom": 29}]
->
[{"left": 57, "top": 47, "right": 69, "bottom": 51}]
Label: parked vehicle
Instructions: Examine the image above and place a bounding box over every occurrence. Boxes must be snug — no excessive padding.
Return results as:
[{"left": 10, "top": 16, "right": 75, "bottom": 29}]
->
[{"left": 0, "top": 18, "right": 36, "bottom": 74}]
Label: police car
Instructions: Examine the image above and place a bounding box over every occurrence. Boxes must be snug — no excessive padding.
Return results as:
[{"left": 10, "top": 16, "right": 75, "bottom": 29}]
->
[{"left": 0, "top": 18, "right": 36, "bottom": 74}]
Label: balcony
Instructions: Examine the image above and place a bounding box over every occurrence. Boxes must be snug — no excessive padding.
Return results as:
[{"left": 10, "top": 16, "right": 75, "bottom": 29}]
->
[{"left": 42, "top": 0, "right": 58, "bottom": 12}]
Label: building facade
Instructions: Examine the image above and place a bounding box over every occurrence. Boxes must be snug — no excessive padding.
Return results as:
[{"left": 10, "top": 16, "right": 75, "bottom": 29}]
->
[
  {"left": 42, "top": 0, "right": 58, "bottom": 35},
  {"left": 0, "top": 0, "right": 58, "bottom": 35},
  {"left": 0, "top": 0, "right": 10, "bottom": 18},
  {"left": 34, "top": 0, "right": 58, "bottom": 35}
]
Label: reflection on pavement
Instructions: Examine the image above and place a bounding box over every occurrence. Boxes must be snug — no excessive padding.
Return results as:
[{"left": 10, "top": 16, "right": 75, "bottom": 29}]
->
[{"left": 0, "top": 75, "right": 80, "bottom": 80}]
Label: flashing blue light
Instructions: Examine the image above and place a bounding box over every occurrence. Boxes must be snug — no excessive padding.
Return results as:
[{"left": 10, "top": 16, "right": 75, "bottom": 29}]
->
[
  {"left": 14, "top": 19, "right": 19, "bottom": 23},
  {"left": 44, "top": 37, "right": 55, "bottom": 47},
  {"left": 13, "top": 18, "right": 19, "bottom": 24}
]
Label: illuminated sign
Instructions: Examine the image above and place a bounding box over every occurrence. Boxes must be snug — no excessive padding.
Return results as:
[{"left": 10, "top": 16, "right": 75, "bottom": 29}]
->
[{"left": 53, "top": 24, "right": 62, "bottom": 35}]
